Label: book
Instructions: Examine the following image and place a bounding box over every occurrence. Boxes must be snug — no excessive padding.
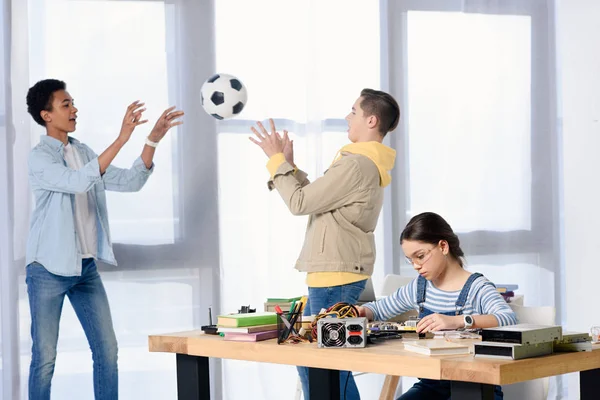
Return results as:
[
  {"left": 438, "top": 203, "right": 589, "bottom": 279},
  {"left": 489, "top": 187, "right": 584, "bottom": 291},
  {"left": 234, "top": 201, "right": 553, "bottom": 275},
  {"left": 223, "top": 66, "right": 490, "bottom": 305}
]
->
[
  {"left": 217, "top": 312, "right": 278, "bottom": 328},
  {"left": 264, "top": 302, "right": 292, "bottom": 313},
  {"left": 266, "top": 296, "right": 302, "bottom": 303},
  {"left": 223, "top": 330, "right": 279, "bottom": 342},
  {"left": 433, "top": 330, "right": 480, "bottom": 339},
  {"left": 496, "top": 284, "right": 519, "bottom": 293},
  {"left": 403, "top": 339, "right": 470, "bottom": 356},
  {"left": 217, "top": 324, "right": 278, "bottom": 334}
]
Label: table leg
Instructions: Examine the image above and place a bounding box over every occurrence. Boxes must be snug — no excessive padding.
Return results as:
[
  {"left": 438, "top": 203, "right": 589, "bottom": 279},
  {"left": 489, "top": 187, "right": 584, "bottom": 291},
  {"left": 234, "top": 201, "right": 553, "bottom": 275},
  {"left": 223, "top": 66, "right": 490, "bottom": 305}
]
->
[
  {"left": 450, "top": 381, "right": 494, "bottom": 400},
  {"left": 580, "top": 367, "right": 600, "bottom": 400},
  {"left": 176, "top": 354, "right": 210, "bottom": 400},
  {"left": 379, "top": 375, "right": 400, "bottom": 400},
  {"left": 308, "top": 368, "right": 340, "bottom": 399}
]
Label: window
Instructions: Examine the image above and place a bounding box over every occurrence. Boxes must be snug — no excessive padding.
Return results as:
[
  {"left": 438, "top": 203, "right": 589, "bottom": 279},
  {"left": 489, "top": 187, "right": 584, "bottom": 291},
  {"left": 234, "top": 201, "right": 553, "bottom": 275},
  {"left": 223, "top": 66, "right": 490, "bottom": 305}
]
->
[
  {"left": 389, "top": 0, "right": 559, "bottom": 308},
  {"left": 215, "top": 0, "right": 383, "bottom": 315},
  {"left": 30, "top": 0, "right": 177, "bottom": 245},
  {"left": 407, "top": 11, "right": 532, "bottom": 232},
  {"left": 24, "top": 2, "right": 205, "bottom": 399},
  {"left": 215, "top": 1, "right": 386, "bottom": 398}
]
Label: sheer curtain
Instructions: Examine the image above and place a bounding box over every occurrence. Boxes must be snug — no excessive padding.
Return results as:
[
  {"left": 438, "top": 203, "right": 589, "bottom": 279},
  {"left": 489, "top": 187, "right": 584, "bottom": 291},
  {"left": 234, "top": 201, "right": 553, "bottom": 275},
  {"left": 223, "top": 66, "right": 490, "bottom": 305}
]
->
[
  {"left": 3, "top": 0, "right": 221, "bottom": 399},
  {"left": 388, "top": 0, "right": 560, "bottom": 307},
  {"left": 0, "top": 0, "right": 16, "bottom": 396},
  {"left": 214, "top": 1, "right": 390, "bottom": 398},
  {"left": 214, "top": 0, "right": 393, "bottom": 397},
  {"left": 387, "top": 0, "right": 561, "bottom": 397}
]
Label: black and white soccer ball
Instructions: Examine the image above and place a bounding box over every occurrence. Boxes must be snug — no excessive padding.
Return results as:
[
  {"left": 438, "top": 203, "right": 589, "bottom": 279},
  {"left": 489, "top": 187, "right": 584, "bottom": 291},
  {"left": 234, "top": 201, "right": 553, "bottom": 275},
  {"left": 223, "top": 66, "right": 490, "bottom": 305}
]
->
[{"left": 200, "top": 73, "right": 248, "bottom": 120}]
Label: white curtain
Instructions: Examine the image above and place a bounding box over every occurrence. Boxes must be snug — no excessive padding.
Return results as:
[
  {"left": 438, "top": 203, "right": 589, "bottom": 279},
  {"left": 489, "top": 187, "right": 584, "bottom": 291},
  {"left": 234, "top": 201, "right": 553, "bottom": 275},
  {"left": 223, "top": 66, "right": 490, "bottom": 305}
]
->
[
  {"left": 3, "top": 0, "right": 221, "bottom": 398},
  {"left": 0, "top": 0, "right": 565, "bottom": 399},
  {"left": 215, "top": 1, "right": 388, "bottom": 398}
]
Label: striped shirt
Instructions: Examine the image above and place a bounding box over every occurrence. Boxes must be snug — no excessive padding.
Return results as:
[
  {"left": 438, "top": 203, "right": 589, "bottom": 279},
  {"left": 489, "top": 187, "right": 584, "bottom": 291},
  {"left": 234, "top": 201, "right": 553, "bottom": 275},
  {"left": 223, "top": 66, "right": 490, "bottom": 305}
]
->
[{"left": 363, "top": 275, "right": 517, "bottom": 326}]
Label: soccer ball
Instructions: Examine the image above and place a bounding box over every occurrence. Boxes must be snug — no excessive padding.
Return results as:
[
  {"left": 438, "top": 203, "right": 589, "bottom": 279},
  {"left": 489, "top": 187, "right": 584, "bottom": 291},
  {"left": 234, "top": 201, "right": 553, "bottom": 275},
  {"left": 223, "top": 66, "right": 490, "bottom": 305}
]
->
[{"left": 200, "top": 73, "right": 248, "bottom": 120}]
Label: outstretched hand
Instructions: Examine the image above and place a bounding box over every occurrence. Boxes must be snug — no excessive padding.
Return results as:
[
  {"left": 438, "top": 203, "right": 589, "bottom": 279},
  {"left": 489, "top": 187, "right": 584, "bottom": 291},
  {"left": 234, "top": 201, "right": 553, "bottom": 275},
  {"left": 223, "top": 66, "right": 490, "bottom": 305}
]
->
[
  {"left": 249, "top": 118, "right": 285, "bottom": 158},
  {"left": 148, "top": 106, "right": 185, "bottom": 143},
  {"left": 118, "top": 101, "right": 148, "bottom": 143},
  {"left": 282, "top": 130, "right": 295, "bottom": 167}
]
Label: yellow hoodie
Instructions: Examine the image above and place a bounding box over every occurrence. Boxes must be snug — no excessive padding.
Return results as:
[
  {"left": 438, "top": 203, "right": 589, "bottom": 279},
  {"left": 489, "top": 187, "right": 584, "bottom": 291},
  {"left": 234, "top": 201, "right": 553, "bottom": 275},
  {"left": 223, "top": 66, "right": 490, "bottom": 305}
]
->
[
  {"left": 267, "top": 141, "right": 396, "bottom": 288},
  {"left": 331, "top": 142, "right": 396, "bottom": 187}
]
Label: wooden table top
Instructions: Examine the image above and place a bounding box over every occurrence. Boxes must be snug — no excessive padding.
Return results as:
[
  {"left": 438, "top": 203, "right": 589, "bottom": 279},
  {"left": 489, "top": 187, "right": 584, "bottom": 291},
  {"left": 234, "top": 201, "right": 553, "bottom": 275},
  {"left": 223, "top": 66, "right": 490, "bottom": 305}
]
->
[{"left": 148, "top": 330, "right": 600, "bottom": 385}]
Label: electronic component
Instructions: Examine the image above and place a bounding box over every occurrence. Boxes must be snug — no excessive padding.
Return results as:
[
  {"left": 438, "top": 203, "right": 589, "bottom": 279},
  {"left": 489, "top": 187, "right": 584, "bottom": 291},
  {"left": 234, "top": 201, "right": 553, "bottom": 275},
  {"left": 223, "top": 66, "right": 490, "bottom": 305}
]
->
[
  {"left": 474, "top": 341, "right": 553, "bottom": 360},
  {"left": 556, "top": 331, "right": 591, "bottom": 344},
  {"left": 238, "top": 305, "right": 256, "bottom": 314},
  {"left": 481, "top": 324, "right": 562, "bottom": 345},
  {"left": 201, "top": 307, "right": 219, "bottom": 335},
  {"left": 367, "top": 318, "right": 421, "bottom": 333},
  {"left": 317, "top": 317, "right": 367, "bottom": 348}
]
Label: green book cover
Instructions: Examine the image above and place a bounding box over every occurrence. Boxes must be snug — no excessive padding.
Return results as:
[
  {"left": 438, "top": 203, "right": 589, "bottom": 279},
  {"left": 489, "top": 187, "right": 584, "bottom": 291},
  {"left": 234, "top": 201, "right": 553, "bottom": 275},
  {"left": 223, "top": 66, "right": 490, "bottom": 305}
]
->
[
  {"left": 266, "top": 296, "right": 302, "bottom": 303},
  {"left": 217, "top": 312, "right": 278, "bottom": 328}
]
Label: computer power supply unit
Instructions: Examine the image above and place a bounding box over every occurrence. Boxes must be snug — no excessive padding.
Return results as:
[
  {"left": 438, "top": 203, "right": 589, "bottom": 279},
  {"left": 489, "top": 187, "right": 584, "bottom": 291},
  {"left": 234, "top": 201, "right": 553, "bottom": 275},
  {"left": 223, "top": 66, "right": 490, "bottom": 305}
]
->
[{"left": 317, "top": 317, "right": 367, "bottom": 348}]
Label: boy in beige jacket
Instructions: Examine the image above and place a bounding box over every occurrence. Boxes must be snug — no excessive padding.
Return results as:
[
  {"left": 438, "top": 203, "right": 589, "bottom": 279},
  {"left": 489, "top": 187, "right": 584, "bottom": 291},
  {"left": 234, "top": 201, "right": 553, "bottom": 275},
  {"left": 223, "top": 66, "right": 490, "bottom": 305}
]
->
[{"left": 250, "top": 88, "right": 399, "bottom": 400}]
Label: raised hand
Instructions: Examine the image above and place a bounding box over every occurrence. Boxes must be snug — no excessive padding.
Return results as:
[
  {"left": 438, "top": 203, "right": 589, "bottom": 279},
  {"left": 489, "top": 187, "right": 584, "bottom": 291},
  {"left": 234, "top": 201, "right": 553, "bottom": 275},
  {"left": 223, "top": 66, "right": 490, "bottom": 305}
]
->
[
  {"left": 148, "top": 106, "right": 185, "bottom": 143},
  {"left": 118, "top": 101, "right": 148, "bottom": 143},
  {"left": 282, "top": 130, "right": 295, "bottom": 168},
  {"left": 249, "top": 118, "right": 284, "bottom": 158}
]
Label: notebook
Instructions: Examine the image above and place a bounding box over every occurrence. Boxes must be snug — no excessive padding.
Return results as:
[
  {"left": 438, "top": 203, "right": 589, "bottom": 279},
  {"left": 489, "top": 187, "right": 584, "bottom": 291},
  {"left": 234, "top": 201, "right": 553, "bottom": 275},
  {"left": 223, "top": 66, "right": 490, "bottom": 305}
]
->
[
  {"left": 403, "top": 339, "right": 470, "bottom": 356},
  {"left": 223, "top": 330, "right": 279, "bottom": 342},
  {"left": 217, "top": 324, "right": 278, "bottom": 334},
  {"left": 217, "top": 312, "right": 278, "bottom": 328}
]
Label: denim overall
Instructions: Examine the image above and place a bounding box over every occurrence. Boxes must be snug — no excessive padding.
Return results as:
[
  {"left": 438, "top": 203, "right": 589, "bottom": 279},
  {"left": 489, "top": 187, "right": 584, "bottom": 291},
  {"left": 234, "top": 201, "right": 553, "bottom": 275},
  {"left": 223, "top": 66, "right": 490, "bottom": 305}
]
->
[{"left": 398, "top": 273, "right": 504, "bottom": 400}]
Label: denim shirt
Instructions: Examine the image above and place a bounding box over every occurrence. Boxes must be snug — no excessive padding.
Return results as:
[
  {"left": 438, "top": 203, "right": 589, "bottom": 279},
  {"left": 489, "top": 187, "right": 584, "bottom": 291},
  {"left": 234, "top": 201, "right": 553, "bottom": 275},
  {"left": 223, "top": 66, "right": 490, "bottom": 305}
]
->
[{"left": 26, "top": 135, "right": 154, "bottom": 276}]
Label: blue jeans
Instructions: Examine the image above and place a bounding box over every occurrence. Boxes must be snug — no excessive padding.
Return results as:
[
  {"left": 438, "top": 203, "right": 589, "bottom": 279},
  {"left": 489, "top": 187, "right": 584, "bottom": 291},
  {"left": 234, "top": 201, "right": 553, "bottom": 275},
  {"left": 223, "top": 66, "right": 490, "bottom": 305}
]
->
[
  {"left": 398, "top": 378, "right": 503, "bottom": 400},
  {"left": 297, "top": 280, "right": 366, "bottom": 400},
  {"left": 26, "top": 259, "right": 118, "bottom": 400}
]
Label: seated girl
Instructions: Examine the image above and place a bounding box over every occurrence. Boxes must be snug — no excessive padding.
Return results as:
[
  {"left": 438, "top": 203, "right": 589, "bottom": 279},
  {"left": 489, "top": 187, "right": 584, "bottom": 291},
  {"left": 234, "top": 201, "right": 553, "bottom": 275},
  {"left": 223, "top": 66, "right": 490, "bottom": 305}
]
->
[{"left": 358, "top": 212, "right": 517, "bottom": 400}]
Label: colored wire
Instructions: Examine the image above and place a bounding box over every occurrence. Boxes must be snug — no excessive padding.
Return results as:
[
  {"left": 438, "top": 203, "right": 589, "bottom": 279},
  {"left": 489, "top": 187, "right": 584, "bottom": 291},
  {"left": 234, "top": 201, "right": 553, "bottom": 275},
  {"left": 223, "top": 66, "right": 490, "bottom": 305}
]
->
[{"left": 310, "top": 302, "right": 360, "bottom": 340}]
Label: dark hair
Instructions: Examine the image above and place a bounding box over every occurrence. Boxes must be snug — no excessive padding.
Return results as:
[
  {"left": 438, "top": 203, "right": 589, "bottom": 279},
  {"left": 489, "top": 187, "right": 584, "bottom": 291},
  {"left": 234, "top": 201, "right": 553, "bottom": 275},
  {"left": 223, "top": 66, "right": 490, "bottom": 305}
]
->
[
  {"left": 26, "top": 79, "right": 66, "bottom": 126},
  {"left": 359, "top": 88, "right": 400, "bottom": 137},
  {"left": 400, "top": 212, "right": 465, "bottom": 267}
]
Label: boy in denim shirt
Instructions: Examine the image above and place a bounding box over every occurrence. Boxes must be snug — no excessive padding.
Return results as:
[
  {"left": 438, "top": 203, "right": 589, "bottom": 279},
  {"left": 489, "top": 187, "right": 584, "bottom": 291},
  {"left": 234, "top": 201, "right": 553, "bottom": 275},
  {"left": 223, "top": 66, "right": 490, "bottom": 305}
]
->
[{"left": 25, "top": 79, "right": 183, "bottom": 400}]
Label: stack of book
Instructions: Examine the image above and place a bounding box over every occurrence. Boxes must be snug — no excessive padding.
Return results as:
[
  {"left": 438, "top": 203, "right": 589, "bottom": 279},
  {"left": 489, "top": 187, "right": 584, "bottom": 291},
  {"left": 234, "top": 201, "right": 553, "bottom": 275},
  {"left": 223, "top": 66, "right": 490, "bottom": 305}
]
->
[
  {"left": 216, "top": 312, "right": 279, "bottom": 342},
  {"left": 264, "top": 296, "right": 303, "bottom": 313}
]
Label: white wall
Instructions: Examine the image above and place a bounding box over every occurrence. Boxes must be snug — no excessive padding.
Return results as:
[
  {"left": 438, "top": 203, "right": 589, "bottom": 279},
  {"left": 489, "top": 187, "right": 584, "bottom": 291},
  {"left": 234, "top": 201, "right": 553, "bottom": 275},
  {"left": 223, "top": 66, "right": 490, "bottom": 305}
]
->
[
  {"left": 560, "top": 0, "right": 600, "bottom": 332},
  {"left": 560, "top": 0, "right": 600, "bottom": 397}
]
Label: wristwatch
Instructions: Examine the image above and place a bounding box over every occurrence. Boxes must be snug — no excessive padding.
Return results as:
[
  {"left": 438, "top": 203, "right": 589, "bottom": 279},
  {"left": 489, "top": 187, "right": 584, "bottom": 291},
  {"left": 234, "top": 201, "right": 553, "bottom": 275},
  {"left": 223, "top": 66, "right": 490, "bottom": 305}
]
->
[{"left": 463, "top": 314, "right": 474, "bottom": 329}]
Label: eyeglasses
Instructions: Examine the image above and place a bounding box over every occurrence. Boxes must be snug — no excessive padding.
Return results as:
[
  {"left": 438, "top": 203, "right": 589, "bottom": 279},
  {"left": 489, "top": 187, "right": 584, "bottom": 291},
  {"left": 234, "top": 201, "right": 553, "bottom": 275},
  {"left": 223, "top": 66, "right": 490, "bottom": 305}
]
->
[{"left": 405, "top": 247, "right": 437, "bottom": 266}]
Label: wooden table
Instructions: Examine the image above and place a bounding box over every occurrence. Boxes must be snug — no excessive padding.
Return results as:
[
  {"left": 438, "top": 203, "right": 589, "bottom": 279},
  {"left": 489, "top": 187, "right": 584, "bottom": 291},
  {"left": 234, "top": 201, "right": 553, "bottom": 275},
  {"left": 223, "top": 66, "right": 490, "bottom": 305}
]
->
[{"left": 149, "top": 330, "right": 600, "bottom": 400}]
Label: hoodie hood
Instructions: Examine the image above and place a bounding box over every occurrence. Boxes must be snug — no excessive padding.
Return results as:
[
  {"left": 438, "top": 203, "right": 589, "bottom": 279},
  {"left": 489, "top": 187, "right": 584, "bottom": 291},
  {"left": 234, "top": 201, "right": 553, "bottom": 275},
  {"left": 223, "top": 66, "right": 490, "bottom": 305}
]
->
[{"left": 333, "top": 141, "right": 396, "bottom": 187}]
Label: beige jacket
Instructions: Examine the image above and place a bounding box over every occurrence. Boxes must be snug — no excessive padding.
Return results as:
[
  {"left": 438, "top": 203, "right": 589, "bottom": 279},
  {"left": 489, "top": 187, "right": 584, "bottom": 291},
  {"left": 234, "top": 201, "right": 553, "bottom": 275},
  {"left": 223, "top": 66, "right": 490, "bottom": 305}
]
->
[{"left": 267, "top": 142, "right": 396, "bottom": 276}]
